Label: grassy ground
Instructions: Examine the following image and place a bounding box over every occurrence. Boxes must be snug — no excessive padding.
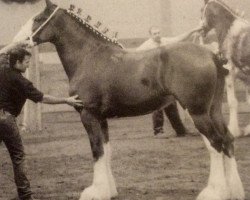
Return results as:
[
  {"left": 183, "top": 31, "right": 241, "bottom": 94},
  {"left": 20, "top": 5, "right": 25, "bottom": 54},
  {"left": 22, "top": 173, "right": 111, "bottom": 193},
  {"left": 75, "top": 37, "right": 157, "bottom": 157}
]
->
[{"left": 0, "top": 112, "right": 250, "bottom": 200}]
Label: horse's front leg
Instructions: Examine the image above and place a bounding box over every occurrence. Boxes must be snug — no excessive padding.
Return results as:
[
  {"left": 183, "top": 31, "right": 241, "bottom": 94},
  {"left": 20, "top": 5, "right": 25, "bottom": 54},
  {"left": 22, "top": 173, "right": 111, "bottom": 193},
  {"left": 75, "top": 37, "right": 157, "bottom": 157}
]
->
[
  {"left": 225, "top": 63, "right": 241, "bottom": 137},
  {"left": 100, "top": 119, "right": 118, "bottom": 198},
  {"left": 79, "top": 110, "right": 114, "bottom": 200}
]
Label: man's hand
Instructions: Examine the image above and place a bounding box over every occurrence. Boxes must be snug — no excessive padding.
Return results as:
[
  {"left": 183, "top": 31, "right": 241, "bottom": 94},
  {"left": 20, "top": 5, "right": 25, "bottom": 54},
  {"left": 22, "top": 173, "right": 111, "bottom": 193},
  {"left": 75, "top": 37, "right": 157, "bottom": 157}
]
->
[{"left": 65, "top": 95, "right": 83, "bottom": 107}]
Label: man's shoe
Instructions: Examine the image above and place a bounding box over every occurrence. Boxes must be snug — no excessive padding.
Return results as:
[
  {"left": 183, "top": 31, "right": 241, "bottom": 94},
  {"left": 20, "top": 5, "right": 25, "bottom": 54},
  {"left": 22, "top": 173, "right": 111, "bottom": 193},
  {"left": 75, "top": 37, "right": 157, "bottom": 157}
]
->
[
  {"left": 154, "top": 129, "right": 164, "bottom": 136},
  {"left": 12, "top": 196, "right": 38, "bottom": 200},
  {"left": 176, "top": 132, "right": 186, "bottom": 137},
  {"left": 24, "top": 197, "right": 37, "bottom": 200}
]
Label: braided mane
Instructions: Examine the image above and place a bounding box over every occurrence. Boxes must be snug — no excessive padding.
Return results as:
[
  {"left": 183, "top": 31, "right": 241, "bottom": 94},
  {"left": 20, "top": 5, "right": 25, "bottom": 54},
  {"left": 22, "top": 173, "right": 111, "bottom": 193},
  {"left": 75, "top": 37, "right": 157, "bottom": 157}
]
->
[{"left": 65, "top": 8, "right": 123, "bottom": 48}]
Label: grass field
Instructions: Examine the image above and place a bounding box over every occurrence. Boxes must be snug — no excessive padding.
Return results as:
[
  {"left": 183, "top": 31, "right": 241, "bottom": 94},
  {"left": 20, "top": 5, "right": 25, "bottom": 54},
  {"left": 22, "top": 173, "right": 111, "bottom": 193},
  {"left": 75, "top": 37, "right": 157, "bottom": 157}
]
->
[{"left": 1, "top": 112, "right": 250, "bottom": 200}]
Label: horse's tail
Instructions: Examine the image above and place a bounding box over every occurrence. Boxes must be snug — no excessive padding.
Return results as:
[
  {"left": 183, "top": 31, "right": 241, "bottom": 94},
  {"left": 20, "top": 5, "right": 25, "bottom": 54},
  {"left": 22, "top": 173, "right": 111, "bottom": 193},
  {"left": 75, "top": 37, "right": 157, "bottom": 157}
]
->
[{"left": 213, "top": 52, "right": 229, "bottom": 77}]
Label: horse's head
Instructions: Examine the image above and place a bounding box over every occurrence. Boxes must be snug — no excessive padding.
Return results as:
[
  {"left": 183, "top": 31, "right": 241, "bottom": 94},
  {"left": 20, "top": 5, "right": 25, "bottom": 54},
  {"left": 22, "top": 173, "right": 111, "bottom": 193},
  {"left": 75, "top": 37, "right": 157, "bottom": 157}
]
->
[
  {"left": 14, "top": 0, "right": 61, "bottom": 45},
  {"left": 201, "top": 0, "right": 236, "bottom": 37},
  {"left": 201, "top": 0, "right": 219, "bottom": 36}
]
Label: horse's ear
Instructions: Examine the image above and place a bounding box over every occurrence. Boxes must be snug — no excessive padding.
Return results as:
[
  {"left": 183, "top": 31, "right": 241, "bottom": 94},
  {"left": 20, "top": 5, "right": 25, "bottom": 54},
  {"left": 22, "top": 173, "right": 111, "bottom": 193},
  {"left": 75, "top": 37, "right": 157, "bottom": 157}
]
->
[{"left": 45, "top": 0, "right": 53, "bottom": 8}]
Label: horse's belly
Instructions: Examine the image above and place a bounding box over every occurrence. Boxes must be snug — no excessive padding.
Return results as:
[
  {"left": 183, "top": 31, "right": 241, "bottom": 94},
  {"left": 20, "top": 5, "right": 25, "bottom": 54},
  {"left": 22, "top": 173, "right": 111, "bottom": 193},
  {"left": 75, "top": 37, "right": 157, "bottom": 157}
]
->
[{"left": 105, "top": 95, "right": 174, "bottom": 118}]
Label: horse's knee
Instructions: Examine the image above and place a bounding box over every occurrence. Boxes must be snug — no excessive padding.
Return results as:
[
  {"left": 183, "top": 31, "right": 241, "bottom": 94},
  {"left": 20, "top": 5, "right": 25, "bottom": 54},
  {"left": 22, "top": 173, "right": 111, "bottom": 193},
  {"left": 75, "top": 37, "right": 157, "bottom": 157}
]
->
[{"left": 80, "top": 109, "right": 96, "bottom": 123}]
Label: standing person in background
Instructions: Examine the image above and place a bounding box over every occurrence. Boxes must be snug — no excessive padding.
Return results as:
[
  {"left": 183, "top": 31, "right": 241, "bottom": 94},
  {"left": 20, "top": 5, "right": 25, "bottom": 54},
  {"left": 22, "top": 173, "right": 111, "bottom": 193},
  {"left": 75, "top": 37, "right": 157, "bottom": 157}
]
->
[
  {"left": 136, "top": 26, "right": 202, "bottom": 136},
  {"left": 0, "top": 41, "right": 83, "bottom": 200}
]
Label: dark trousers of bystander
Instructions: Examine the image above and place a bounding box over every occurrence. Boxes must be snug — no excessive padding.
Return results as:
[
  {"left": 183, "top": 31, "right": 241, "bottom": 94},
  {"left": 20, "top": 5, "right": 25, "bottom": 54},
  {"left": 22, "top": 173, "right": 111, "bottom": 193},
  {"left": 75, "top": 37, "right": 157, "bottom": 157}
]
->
[
  {"left": 152, "top": 101, "right": 187, "bottom": 137},
  {"left": 0, "top": 109, "right": 32, "bottom": 200}
]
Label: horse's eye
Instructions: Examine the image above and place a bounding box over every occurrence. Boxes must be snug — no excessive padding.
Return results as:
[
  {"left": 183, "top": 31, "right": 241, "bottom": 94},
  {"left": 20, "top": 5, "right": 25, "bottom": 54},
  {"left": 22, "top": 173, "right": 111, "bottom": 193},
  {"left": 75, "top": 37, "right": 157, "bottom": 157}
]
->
[
  {"left": 34, "top": 16, "right": 46, "bottom": 23},
  {"left": 34, "top": 18, "right": 40, "bottom": 23}
]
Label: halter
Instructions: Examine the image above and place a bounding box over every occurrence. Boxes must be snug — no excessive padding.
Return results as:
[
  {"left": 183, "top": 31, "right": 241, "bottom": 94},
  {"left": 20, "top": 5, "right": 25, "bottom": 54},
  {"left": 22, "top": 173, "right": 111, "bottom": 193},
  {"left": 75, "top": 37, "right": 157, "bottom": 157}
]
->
[{"left": 29, "top": 6, "right": 60, "bottom": 44}]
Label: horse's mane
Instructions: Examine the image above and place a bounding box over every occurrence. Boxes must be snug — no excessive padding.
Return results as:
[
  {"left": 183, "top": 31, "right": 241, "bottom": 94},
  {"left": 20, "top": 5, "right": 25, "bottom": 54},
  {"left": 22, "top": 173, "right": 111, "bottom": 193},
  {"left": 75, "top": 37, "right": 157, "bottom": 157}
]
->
[
  {"left": 64, "top": 6, "right": 123, "bottom": 49},
  {"left": 207, "top": 0, "right": 242, "bottom": 18}
]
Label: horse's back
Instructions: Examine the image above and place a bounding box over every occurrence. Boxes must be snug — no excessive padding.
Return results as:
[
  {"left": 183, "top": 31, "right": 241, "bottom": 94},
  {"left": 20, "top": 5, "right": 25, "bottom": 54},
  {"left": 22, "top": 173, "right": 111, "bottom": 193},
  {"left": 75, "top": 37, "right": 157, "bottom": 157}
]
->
[{"left": 163, "top": 42, "right": 217, "bottom": 73}]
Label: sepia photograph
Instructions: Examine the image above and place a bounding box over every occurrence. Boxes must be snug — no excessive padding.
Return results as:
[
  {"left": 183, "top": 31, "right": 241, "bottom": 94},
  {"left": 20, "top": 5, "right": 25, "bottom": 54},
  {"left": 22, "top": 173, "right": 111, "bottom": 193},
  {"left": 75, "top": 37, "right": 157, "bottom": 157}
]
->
[{"left": 0, "top": 0, "right": 250, "bottom": 199}]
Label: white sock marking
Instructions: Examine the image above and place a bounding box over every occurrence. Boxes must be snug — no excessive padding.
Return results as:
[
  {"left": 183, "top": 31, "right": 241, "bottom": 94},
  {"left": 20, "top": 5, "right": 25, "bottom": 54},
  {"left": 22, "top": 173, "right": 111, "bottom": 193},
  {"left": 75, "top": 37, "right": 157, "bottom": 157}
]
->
[{"left": 197, "top": 135, "right": 229, "bottom": 200}]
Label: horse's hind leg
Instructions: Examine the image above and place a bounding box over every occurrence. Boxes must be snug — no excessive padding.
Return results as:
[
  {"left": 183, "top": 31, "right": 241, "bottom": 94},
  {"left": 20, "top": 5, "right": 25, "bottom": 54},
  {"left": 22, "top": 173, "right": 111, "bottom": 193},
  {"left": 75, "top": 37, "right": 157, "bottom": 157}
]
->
[
  {"left": 192, "top": 111, "right": 244, "bottom": 200},
  {"left": 197, "top": 137, "right": 244, "bottom": 200},
  {"left": 224, "top": 153, "right": 245, "bottom": 200},
  {"left": 198, "top": 135, "right": 229, "bottom": 200},
  {"left": 191, "top": 113, "right": 229, "bottom": 200},
  {"left": 211, "top": 111, "right": 245, "bottom": 200},
  {"left": 79, "top": 109, "right": 112, "bottom": 200},
  {"left": 211, "top": 70, "right": 245, "bottom": 200}
]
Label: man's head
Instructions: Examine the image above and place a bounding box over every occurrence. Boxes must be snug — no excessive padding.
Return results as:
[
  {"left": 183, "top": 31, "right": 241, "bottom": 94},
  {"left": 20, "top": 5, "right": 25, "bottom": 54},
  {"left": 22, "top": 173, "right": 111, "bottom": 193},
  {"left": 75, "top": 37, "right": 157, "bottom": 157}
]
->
[
  {"left": 9, "top": 48, "right": 31, "bottom": 73},
  {"left": 149, "top": 26, "right": 161, "bottom": 44}
]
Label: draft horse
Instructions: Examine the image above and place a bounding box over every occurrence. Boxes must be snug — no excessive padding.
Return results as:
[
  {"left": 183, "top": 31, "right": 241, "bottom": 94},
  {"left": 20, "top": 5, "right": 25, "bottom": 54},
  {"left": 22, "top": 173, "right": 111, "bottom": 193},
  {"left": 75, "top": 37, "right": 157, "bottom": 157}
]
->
[
  {"left": 15, "top": 0, "right": 244, "bottom": 199},
  {"left": 202, "top": 0, "right": 250, "bottom": 137}
]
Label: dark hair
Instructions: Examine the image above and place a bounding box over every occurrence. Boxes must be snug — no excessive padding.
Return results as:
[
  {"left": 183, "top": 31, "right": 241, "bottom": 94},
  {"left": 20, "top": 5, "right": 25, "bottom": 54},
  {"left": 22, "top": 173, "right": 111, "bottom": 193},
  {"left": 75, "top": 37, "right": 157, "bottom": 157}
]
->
[{"left": 9, "top": 48, "right": 31, "bottom": 68}]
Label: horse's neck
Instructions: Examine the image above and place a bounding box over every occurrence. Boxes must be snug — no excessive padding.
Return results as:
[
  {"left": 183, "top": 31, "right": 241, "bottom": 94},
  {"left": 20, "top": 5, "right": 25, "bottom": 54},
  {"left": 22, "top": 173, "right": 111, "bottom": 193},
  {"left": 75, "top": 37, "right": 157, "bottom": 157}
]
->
[
  {"left": 213, "top": 16, "right": 234, "bottom": 51},
  {"left": 215, "top": 24, "right": 230, "bottom": 50},
  {"left": 52, "top": 24, "right": 106, "bottom": 80}
]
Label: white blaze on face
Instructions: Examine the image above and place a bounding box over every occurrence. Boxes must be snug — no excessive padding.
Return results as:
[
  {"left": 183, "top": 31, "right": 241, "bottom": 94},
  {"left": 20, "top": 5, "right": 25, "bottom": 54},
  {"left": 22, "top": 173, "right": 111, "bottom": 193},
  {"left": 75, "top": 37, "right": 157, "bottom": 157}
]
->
[{"left": 13, "top": 18, "right": 35, "bottom": 42}]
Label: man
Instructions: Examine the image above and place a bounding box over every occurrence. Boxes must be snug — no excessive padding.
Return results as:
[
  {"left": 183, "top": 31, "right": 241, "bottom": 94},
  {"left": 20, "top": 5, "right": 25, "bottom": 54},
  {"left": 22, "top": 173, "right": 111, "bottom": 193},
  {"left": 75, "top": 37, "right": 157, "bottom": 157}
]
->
[
  {"left": 137, "top": 26, "right": 202, "bottom": 136},
  {"left": 0, "top": 41, "right": 83, "bottom": 200}
]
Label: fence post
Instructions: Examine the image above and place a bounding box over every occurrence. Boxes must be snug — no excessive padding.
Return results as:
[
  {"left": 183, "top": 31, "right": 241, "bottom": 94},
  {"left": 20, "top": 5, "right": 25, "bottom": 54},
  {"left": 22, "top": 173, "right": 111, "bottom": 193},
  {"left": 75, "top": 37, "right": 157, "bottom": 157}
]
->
[{"left": 21, "top": 46, "right": 42, "bottom": 132}]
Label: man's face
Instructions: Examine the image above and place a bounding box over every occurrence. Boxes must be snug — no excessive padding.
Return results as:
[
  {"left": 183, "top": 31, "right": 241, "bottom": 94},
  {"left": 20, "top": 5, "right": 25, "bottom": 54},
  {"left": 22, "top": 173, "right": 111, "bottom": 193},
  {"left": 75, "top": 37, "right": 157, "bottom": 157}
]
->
[
  {"left": 150, "top": 28, "right": 161, "bottom": 43},
  {"left": 15, "top": 55, "right": 31, "bottom": 73}
]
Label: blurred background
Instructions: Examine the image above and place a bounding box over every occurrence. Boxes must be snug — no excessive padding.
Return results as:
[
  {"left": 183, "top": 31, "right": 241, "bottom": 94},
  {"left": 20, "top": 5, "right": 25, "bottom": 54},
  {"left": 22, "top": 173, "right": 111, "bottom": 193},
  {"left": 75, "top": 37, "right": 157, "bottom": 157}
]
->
[
  {"left": 0, "top": 0, "right": 249, "bottom": 127},
  {"left": 0, "top": 0, "right": 249, "bottom": 45}
]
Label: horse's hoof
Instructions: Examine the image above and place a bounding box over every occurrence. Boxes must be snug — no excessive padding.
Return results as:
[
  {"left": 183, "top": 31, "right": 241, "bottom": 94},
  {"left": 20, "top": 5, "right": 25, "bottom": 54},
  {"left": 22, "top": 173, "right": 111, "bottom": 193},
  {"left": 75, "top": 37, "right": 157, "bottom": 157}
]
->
[
  {"left": 111, "top": 192, "right": 118, "bottom": 199},
  {"left": 196, "top": 186, "right": 229, "bottom": 200},
  {"left": 228, "top": 180, "right": 245, "bottom": 200},
  {"left": 228, "top": 125, "right": 241, "bottom": 138},
  {"left": 110, "top": 188, "right": 118, "bottom": 198},
  {"left": 79, "top": 185, "right": 111, "bottom": 200}
]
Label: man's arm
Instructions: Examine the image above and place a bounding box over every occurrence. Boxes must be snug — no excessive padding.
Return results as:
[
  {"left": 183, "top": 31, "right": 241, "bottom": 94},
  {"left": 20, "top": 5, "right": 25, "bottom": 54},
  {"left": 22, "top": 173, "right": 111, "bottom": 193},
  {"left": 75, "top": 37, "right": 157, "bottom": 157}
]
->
[
  {"left": 136, "top": 39, "right": 152, "bottom": 51},
  {"left": 41, "top": 94, "right": 83, "bottom": 107},
  {"left": 14, "top": 73, "right": 83, "bottom": 108},
  {"left": 164, "top": 26, "right": 202, "bottom": 44}
]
